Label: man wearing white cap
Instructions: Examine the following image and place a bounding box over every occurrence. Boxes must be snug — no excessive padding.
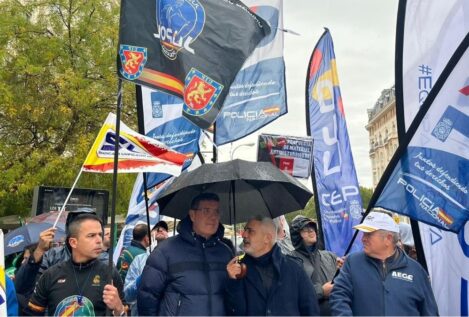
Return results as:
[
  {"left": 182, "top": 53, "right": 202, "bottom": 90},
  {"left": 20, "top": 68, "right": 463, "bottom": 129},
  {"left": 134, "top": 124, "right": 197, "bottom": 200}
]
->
[{"left": 329, "top": 211, "right": 439, "bottom": 316}]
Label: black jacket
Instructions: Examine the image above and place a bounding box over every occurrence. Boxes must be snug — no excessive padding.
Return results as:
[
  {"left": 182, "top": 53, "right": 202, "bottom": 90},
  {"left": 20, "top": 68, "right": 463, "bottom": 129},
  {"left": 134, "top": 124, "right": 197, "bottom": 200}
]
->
[
  {"left": 15, "top": 245, "right": 109, "bottom": 300},
  {"left": 290, "top": 216, "right": 338, "bottom": 315},
  {"left": 25, "top": 258, "right": 123, "bottom": 316},
  {"left": 225, "top": 244, "right": 320, "bottom": 316},
  {"left": 137, "top": 216, "right": 233, "bottom": 316}
]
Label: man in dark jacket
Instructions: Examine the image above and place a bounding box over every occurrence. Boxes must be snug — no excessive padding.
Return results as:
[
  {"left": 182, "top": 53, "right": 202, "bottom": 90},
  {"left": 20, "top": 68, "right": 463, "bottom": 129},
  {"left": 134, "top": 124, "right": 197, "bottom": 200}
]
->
[
  {"left": 330, "top": 211, "right": 439, "bottom": 316},
  {"left": 15, "top": 208, "right": 109, "bottom": 306},
  {"left": 137, "top": 193, "right": 233, "bottom": 316},
  {"left": 116, "top": 223, "right": 149, "bottom": 281},
  {"left": 290, "top": 215, "right": 341, "bottom": 316},
  {"left": 225, "top": 215, "right": 320, "bottom": 316},
  {"left": 25, "top": 213, "right": 126, "bottom": 316}
]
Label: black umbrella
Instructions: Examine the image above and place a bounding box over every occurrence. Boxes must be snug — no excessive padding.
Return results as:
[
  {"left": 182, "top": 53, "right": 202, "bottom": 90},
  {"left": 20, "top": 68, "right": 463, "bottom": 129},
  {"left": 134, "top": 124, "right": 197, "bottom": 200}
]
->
[{"left": 156, "top": 159, "right": 313, "bottom": 224}]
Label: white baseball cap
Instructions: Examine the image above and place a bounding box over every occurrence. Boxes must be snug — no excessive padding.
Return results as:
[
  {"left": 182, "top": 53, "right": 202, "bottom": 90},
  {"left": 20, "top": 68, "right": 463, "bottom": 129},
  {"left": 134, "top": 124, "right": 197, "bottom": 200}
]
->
[{"left": 353, "top": 212, "right": 399, "bottom": 233}]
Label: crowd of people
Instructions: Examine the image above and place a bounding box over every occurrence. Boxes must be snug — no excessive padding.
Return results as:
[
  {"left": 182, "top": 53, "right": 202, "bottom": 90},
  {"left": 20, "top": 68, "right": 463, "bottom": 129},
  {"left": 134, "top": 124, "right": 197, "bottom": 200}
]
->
[{"left": 3, "top": 192, "right": 438, "bottom": 316}]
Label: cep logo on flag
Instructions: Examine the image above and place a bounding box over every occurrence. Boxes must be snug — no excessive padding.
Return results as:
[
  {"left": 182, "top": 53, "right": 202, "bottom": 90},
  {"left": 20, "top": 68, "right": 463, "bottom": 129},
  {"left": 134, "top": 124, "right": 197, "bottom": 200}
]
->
[{"left": 306, "top": 29, "right": 363, "bottom": 255}]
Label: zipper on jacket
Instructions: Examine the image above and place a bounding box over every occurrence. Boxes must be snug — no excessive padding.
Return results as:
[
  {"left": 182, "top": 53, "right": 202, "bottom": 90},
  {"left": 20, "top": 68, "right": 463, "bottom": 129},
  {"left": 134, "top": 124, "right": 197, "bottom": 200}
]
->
[
  {"left": 381, "top": 260, "right": 387, "bottom": 315},
  {"left": 381, "top": 260, "right": 387, "bottom": 280},
  {"left": 175, "top": 293, "right": 182, "bottom": 316},
  {"left": 202, "top": 243, "right": 213, "bottom": 315}
]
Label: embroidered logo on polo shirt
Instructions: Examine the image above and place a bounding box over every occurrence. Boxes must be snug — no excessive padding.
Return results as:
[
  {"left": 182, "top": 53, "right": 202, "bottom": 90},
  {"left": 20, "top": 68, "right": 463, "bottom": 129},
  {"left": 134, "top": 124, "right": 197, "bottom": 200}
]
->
[{"left": 92, "top": 275, "right": 101, "bottom": 286}]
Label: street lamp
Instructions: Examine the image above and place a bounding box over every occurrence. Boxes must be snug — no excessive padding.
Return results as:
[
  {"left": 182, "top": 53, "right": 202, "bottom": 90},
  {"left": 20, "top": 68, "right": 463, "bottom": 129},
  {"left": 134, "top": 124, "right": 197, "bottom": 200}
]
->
[{"left": 230, "top": 142, "right": 255, "bottom": 160}]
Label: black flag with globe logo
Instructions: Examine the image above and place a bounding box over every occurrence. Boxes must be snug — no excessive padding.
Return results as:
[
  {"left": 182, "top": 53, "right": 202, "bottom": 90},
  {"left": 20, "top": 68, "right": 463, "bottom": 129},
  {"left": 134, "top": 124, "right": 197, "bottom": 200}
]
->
[{"left": 118, "top": 0, "right": 270, "bottom": 129}]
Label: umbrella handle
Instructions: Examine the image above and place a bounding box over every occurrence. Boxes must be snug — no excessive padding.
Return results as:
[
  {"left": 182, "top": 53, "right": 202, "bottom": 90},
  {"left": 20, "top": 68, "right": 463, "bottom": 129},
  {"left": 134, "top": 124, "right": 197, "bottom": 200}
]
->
[{"left": 235, "top": 254, "right": 247, "bottom": 279}]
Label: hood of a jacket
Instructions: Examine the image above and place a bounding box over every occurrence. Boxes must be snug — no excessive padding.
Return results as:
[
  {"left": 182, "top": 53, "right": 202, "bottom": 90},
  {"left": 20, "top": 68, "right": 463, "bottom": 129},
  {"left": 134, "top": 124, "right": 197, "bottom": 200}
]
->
[
  {"left": 290, "top": 215, "right": 317, "bottom": 250},
  {"left": 177, "top": 215, "right": 225, "bottom": 246}
]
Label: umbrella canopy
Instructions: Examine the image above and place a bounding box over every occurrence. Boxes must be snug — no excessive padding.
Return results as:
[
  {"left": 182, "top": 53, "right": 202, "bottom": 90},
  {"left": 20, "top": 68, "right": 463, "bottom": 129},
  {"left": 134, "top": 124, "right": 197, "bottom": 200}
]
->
[
  {"left": 28, "top": 210, "right": 69, "bottom": 228},
  {"left": 156, "top": 159, "right": 313, "bottom": 224},
  {"left": 4, "top": 222, "right": 66, "bottom": 256}
]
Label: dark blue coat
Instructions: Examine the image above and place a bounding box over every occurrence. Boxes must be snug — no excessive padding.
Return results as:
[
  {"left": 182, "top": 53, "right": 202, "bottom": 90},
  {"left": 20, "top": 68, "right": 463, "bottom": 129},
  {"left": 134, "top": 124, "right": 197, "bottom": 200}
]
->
[
  {"left": 225, "top": 244, "right": 320, "bottom": 316},
  {"left": 137, "top": 216, "right": 233, "bottom": 316},
  {"left": 330, "top": 248, "right": 439, "bottom": 316}
]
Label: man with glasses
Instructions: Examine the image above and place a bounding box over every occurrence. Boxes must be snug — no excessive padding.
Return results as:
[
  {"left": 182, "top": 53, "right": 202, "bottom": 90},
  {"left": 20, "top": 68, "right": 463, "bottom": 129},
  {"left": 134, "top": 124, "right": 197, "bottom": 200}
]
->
[
  {"left": 290, "top": 216, "right": 342, "bottom": 316},
  {"left": 137, "top": 193, "right": 233, "bottom": 316},
  {"left": 330, "top": 211, "right": 439, "bottom": 316}
]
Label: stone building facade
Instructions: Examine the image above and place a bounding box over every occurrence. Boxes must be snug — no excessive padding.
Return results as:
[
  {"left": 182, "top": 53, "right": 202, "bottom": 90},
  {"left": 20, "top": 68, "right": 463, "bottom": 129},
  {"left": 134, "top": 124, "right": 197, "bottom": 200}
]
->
[{"left": 366, "top": 86, "right": 399, "bottom": 188}]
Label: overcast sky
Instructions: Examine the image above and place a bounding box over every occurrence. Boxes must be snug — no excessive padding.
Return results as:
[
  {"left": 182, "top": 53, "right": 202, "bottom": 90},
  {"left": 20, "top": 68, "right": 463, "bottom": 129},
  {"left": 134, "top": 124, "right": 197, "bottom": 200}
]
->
[{"left": 215, "top": 0, "right": 399, "bottom": 188}]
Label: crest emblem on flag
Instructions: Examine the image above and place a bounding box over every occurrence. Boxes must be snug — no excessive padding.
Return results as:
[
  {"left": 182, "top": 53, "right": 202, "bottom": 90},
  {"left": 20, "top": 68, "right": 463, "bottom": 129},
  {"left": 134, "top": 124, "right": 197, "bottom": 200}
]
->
[
  {"left": 183, "top": 68, "right": 223, "bottom": 116},
  {"left": 155, "top": 0, "right": 206, "bottom": 60},
  {"left": 119, "top": 45, "right": 148, "bottom": 80}
]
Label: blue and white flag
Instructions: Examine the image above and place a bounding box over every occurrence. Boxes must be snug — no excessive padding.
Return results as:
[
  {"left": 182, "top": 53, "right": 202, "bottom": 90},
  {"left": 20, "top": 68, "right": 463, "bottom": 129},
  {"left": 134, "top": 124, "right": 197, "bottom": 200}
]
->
[
  {"left": 114, "top": 87, "right": 203, "bottom": 261},
  {"left": 138, "top": 86, "right": 202, "bottom": 190},
  {"left": 396, "top": 0, "right": 469, "bottom": 133},
  {"left": 215, "top": 0, "right": 287, "bottom": 145},
  {"left": 113, "top": 175, "right": 169, "bottom": 263},
  {"left": 114, "top": 155, "right": 203, "bottom": 263},
  {"left": 306, "top": 29, "right": 363, "bottom": 256},
  {"left": 395, "top": 2, "right": 469, "bottom": 314},
  {"left": 376, "top": 33, "right": 469, "bottom": 233},
  {"left": 420, "top": 223, "right": 469, "bottom": 316}
]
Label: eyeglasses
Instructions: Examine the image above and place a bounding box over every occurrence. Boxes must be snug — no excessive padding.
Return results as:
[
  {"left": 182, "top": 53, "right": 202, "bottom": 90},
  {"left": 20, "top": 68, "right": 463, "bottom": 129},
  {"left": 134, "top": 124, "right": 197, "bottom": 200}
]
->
[
  {"left": 301, "top": 227, "right": 316, "bottom": 233},
  {"left": 194, "top": 208, "right": 220, "bottom": 216}
]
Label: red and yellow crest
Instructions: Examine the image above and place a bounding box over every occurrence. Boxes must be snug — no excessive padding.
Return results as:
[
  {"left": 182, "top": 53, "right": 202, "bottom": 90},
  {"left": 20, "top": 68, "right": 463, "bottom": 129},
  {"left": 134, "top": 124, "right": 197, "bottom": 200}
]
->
[
  {"left": 183, "top": 68, "right": 223, "bottom": 116},
  {"left": 119, "top": 45, "right": 148, "bottom": 80}
]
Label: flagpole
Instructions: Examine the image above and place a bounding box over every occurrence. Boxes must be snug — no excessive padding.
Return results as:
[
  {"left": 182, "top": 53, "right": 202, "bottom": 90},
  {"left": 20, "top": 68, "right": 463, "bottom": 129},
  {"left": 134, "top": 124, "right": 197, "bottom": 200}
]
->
[
  {"left": 142, "top": 174, "right": 152, "bottom": 251},
  {"left": 52, "top": 168, "right": 84, "bottom": 228},
  {"left": 135, "top": 85, "right": 153, "bottom": 252},
  {"left": 394, "top": 0, "right": 427, "bottom": 271},
  {"left": 108, "top": 78, "right": 123, "bottom": 273},
  {"left": 212, "top": 123, "right": 217, "bottom": 163}
]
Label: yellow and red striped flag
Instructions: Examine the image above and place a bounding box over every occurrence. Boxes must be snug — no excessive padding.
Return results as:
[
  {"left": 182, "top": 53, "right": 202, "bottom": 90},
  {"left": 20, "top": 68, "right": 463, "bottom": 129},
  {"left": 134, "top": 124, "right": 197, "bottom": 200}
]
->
[{"left": 83, "top": 113, "right": 187, "bottom": 175}]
